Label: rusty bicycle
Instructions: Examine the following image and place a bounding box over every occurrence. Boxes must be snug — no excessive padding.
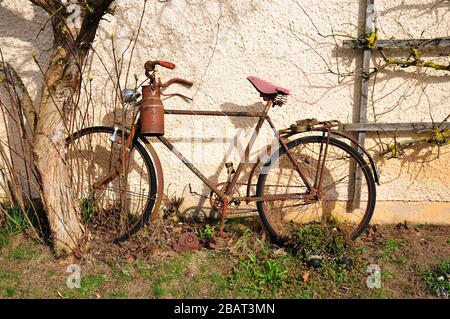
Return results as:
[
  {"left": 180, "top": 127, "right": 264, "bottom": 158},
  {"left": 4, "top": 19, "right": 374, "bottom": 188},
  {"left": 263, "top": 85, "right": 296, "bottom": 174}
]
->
[{"left": 66, "top": 60, "right": 379, "bottom": 244}]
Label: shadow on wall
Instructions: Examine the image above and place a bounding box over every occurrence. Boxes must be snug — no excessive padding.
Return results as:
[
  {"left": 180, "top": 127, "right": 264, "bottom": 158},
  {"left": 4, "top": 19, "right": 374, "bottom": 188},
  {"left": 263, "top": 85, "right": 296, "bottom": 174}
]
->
[
  {"left": 153, "top": 100, "right": 278, "bottom": 218},
  {"left": 325, "top": 0, "right": 450, "bottom": 175},
  {"left": 370, "top": 130, "right": 450, "bottom": 186},
  {"left": 0, "top": 3, "right": 52, "bottom": 96},
  {"left": 0, "top": 2, "right": 53, "bottom": 199},
  {"left": 379, "top": 0, "right": 449, "bottom": 20}
]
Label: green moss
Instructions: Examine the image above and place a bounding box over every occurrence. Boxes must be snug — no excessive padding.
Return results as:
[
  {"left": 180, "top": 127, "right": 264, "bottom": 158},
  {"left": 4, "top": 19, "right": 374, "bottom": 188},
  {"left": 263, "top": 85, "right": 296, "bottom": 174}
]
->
[
  {"left": 365, "top": 31, "right": 378, "bottom": 49},
  {"left": 426, "top": 129, "right": 450, "bottom": 146}
]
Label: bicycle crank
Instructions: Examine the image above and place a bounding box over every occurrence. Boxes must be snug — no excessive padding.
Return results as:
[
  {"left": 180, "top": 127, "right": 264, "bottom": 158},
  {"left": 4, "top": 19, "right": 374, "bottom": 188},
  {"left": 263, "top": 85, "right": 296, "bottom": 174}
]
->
[{"left": 209, "top": 182, "right": 241, "bottom": 213}]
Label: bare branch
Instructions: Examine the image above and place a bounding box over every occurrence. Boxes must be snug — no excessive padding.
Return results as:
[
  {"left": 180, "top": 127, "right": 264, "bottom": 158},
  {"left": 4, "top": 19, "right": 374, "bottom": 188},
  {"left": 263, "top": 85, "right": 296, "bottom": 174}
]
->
[{"left": 29, "top": 0, "right": 62, "bottom": 14}]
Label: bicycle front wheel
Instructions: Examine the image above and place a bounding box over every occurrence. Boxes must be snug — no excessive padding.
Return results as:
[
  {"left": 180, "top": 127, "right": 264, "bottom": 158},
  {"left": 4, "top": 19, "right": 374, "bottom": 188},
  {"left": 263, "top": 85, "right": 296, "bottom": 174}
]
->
[
  {"left": 66, "top": 126, "right": 157, "bottom": 242},
  {"left": 256, "top": 135, "right": 376, "bottom": 244}
]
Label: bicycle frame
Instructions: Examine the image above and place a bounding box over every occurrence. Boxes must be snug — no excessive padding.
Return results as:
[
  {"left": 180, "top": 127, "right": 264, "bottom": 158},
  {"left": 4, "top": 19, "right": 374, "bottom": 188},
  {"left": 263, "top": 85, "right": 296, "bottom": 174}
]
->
[
  {"left": 113, "top": 98, "right": 338, "bottom": 207},
  {"left": 90, "top": 97, "right": 377, "bottom": 236}
]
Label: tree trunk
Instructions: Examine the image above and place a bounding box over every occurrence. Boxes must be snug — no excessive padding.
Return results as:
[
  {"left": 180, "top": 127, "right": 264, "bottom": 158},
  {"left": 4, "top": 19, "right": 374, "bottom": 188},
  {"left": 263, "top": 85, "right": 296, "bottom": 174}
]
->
[
  {"left": 33, "top": 46, "right": 86, "bottom": 256},
  {"left": 27, "top": 0, "right": 115, "bottom": 256}
]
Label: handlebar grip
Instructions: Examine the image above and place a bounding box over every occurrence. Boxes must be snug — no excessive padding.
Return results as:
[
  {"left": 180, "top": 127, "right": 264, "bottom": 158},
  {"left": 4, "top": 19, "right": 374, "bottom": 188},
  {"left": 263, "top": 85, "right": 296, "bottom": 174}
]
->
[
  {"left": 144, "top": 60, "right": 176, "bottom": 72},
  {"left": 158, "top": 60, "right": 176, "bottom": 70}
]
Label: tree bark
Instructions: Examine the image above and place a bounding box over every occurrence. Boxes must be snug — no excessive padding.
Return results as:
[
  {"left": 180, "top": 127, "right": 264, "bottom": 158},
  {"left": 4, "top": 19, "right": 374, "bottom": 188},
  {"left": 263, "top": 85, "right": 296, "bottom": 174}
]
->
[{"left": 33, "top": 45, "right": 86, "bottom": 256}]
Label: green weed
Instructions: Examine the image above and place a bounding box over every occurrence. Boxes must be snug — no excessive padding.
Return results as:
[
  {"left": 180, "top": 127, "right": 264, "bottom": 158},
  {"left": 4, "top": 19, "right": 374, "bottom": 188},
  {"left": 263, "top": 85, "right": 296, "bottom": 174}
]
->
[
  {"left": 423, "top": 259, "right": 450, "bottom": 297},
  {"left": 2, "top": 287, "right": 18, "bottom": 297},
  {"left": 379, "top": 239, "right": 400, "bottom": 259},
  {"left": 199, "top": 224, "right": 214, "bottom": 239},
  {"left": 1, "top": 203, "right": 29, "bottom": 234},
  {"left": 8, "top": 245, "right": 38, "bottom": 260},
  {"left": 381, "top": 270, "right": 395, "bottom": 280},
  {"left": 228, "top": 253, "right": 287, "bottom": 296},
  {"left": 80, "top": 197, "right": 94, "bottom": 224},
  {"left": 289, "top": 223, "right": 350, "bottom": 260},
  {"left": 0, "top": 229, "right": 11, "bottom": 250},
  {"left": 65, "top": 273, "right": 106, "bottom": 298}
]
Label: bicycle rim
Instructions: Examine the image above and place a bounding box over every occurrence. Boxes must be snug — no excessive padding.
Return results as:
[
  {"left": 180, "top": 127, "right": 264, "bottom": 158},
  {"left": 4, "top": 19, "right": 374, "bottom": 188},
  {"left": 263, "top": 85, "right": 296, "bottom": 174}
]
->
[
  {"left": 256, "top": 135, "right": 376, "bottom": 244},
  {"left": 66, "top": 126, "right": 157, "bottom": 242}
]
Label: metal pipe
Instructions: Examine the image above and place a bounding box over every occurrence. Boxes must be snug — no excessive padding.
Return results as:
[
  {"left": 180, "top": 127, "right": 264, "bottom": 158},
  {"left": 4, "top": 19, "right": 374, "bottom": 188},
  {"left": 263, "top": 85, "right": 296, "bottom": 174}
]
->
[{"left": 164, "top": 109, "right": 262, "bottom": 117}]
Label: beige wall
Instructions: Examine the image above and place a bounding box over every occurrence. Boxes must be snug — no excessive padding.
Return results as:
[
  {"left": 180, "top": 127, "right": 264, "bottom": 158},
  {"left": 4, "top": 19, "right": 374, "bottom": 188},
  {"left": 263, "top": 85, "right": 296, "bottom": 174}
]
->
[{"left": 1, "top": 0, "right": 449, "bottom": 223}]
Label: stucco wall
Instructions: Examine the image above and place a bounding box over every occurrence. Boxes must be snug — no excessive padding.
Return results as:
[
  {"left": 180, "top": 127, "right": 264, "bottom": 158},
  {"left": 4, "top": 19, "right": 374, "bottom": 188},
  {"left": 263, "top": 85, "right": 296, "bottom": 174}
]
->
[{"left": 0, "top": 0, "right": 449, "bottom": 223}]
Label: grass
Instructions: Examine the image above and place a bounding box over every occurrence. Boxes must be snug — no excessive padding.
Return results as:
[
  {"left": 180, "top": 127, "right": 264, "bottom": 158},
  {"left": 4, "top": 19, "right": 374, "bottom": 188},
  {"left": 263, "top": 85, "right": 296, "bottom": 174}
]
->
[
  {"left": 423, "top": 259, "right": 450, "bottom": 297},
  {"left": 379, "top": 239, "right": 400, "bottom": 260},
  {"left": 229, "top": 253, "right": 288, "bottom": 297},
  {"left": 8, "top": 244, "right": 38, "bottom": 260},
  {"left": 80, "top": 197, "right": 94, "bottom": 224},
  {"left": 288, "top": 223, "right": 351, "bottom": 260},
  {"left": 0, "top": 229, "right": 11, "bottom": 250},
  {"left": 65, "top": 273, "right": 106, "bottom": 298},
  {"left": 0, "top": 202, "right": 34, "bottom": 251},
  {"left": 227, "top": 223, "right": 369, "bottom": 298},
  {"left": 1, "top": 203, "right": 29, "bottom": 235},
  {"left": 3, "top": 287, "right": 18, "bottom": 297},
  {"left": 396, "top": 255, "right": 407, "bottom": 267},
  {"left": 0, "top": 216, "right": 448, "bottom": 299},
  {"left": 105, "top": 289, "right": 129, "bottom": 299},
  {"left": 381, "top": 270, "right": 395, "bottom": 281},
  {"left": 0, "top": 270, "right": 21, "bottom": 298}
]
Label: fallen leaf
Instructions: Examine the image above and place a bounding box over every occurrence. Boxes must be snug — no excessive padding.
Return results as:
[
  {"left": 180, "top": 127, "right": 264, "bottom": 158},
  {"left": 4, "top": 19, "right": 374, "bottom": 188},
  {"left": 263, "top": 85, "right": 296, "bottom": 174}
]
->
[{"left": 303, "top": 272, "right": 310, "bottom": 282}]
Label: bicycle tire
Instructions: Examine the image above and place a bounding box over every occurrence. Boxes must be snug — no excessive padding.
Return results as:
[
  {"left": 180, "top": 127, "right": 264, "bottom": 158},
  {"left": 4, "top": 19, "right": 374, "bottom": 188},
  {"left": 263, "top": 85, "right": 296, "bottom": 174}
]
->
[
  {"left": 66, "top": 126, "right": 157, "bottom": 242},
  {"left": 256, "top": 135, "right": 376, "bottom": 245}
]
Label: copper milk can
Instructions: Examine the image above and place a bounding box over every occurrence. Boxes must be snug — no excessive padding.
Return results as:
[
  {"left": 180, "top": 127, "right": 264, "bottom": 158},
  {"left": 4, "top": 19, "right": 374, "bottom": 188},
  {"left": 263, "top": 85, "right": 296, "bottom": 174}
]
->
[{"left": 140, "top": 85, "right": 164, "bottom": 136}]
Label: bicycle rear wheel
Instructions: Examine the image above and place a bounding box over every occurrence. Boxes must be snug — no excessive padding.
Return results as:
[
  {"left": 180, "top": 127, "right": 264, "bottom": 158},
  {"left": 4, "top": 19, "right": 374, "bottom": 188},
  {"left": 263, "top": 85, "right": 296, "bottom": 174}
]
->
[
  {"left": 66, "top": 126, "right": 157, "bottom": 242},
  {"left": 256, "top": 135, "right": 376, "bottom": 244}
]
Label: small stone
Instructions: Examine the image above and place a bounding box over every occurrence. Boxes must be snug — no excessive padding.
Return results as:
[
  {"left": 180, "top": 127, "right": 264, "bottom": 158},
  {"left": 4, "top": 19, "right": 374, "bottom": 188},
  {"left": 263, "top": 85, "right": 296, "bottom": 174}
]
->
[
  {"left": 338, "top": 256, "right": 354, "bottom": 268},
  {"left": 215, "top": 225, "right": 231, "bottom": 232},
  {"left": 307, "top": 255, "right": 323, "bottom": 269}
]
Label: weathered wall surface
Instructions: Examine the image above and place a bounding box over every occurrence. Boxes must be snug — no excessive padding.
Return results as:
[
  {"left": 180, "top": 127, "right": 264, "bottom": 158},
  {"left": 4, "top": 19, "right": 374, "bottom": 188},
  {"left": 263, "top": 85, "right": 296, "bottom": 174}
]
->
[{"left": 0, "top": 0, "right": 449, "bottom": 223}]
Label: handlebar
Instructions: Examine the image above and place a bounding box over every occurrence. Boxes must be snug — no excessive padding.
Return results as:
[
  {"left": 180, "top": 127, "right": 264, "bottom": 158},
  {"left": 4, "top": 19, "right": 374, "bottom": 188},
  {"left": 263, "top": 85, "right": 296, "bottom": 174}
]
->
[
  {"left": 144, "top": 59, "right": 194, "bottom": 89},
  {"left": 144, "top": 60, "right": 176, "bottom": 72},
  {"left": 161, "top": 78, "right": 193, "bottom": 88}
]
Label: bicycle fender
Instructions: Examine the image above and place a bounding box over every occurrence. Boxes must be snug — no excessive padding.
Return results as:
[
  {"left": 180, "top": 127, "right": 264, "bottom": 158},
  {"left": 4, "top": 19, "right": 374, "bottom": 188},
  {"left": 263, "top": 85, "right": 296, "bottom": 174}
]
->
[
  {"left": 284, "top": 131, "right": 380, "bottom": 185},
  {"left": 140, "top": 137, "right": 165, "bottom": 220}
]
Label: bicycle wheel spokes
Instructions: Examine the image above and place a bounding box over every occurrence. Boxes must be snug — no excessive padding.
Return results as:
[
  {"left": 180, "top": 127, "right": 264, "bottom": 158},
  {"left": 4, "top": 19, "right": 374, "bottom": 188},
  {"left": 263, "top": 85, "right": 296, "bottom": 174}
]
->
[
  {"left": 257, "top": 136, "right": 375, "bottom": 242},
  {"left": 67, "top": 129, "right": 155, "bottom": 239}
]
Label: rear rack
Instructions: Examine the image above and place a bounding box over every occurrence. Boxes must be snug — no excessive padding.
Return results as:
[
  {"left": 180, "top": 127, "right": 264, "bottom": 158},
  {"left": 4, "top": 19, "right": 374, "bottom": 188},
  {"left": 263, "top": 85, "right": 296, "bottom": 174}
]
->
[{"left": 280, "top": 118, "right": 341, "bottom": 136}]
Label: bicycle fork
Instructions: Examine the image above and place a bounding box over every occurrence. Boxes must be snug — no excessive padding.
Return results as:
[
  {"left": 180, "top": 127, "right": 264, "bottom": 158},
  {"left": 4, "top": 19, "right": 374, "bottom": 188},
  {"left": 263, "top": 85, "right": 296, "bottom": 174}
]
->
[{"left": 92, "top": 125, "right": 137, "bottom": 190}]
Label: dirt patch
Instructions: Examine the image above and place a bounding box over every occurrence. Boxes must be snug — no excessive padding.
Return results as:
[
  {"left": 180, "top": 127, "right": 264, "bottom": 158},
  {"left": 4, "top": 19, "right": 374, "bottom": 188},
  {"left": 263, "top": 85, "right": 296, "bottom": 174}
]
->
[{"left": 358, "top": 222, "right": 450, "bottom": 298}]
